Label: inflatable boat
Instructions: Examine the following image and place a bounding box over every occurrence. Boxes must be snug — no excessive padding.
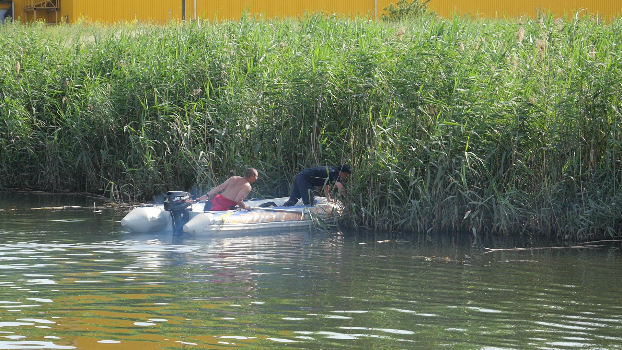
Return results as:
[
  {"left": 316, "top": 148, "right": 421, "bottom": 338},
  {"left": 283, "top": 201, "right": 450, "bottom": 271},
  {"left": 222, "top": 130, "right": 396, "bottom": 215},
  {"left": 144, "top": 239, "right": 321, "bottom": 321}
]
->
[{"left": 121, "top": 194, "right": 342, "bottom": 235}]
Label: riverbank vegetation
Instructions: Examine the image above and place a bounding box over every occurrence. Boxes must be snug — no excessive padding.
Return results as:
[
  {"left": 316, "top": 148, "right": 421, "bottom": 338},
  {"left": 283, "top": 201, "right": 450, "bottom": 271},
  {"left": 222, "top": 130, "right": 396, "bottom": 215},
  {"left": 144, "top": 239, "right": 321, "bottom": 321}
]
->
[{"left": 1, "top": 12, "right": 621, "bottom": 239}]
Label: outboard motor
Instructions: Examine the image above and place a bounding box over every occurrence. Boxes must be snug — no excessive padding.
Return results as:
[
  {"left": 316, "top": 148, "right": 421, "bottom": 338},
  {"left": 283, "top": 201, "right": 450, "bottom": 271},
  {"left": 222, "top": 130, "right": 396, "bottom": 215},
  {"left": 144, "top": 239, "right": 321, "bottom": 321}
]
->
[{"left": 163, "top": 191, "right": 191, "bottom": 234}]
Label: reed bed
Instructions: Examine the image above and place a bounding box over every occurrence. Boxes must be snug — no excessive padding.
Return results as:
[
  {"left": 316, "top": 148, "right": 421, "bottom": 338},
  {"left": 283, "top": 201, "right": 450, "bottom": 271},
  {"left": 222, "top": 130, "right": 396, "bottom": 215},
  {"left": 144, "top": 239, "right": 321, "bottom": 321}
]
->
[{"left": 1, "top": 13, "right": 622, "bottom": 239}]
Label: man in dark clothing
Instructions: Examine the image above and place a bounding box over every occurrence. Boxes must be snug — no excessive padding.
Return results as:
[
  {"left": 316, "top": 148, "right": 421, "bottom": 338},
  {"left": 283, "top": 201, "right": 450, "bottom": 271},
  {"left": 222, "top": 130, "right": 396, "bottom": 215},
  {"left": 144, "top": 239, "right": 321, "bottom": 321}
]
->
[{"left": 283, "top": 165, "right": 352, "bottom": 206}]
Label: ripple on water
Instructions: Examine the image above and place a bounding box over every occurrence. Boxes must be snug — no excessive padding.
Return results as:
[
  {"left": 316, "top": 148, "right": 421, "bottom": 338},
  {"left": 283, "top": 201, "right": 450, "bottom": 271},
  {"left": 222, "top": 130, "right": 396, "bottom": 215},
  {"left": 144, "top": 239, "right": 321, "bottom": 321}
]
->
[
  {"left": 322, "top": 315, "right": 352, "bottom": 319},
  {"left": 533, "top": 321, "right": 597, "bottom": 331},
  {"left": 0, "top": 341, "right": 76, "bottom": 349},
  {"left": 16, "top": 319, "right": 55, "bottom": 324},
  {"left": 340, "top": 327, "right": 415, "bottom": 335},
  {"left": 267, "top": 338, "right": 298, "bottom": 343},
  {"left": 0, "top": 322, "right": 35, "bottom": 327},
  {"left": 465, "top": 306, "right": 504, "bottom": 313},
  {"left": 0, "top": 305, "right": 40, "bottom": 309},
  {"left": 391, "top": 308, "right": 438, "bottom": 316},
  {"left": 26, "top": 279, "right": 57, "bottom": 285}
]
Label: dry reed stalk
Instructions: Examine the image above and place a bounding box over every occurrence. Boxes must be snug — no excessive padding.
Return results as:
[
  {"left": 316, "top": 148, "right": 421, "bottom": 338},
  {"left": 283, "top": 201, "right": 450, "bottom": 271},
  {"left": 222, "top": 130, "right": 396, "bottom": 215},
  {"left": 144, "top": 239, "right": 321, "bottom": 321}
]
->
[
  {"left": 517, "top": 27, "right": 525, "bottom": 44},
  {"left": 589, "top": 47, "right": 596, "bottom": 59},
  {"left": 536, "top": 39, "right": 547, "bottom": 60},
  {"left": 396, "top": 27, "right": 405, "bottom": 39}
]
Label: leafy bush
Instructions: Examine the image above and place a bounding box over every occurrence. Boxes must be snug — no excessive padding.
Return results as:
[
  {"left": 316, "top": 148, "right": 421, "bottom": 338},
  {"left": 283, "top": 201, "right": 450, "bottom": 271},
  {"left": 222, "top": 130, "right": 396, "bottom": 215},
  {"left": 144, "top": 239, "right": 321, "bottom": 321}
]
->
[{"left": 382, "top": 0, "right": 430, "bottom": 21}]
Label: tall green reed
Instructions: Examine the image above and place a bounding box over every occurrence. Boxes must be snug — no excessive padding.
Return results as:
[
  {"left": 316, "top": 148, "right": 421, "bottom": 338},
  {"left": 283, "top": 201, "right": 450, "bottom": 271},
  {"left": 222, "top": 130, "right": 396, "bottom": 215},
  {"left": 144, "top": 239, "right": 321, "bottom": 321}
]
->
[{"left": 1, "top": 13, "right": 621, "bottom": 239}]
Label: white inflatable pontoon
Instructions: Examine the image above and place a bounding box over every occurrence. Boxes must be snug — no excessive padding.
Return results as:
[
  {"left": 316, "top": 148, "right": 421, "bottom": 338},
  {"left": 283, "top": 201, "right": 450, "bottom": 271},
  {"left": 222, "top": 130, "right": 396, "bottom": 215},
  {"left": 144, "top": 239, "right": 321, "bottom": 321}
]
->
[{"left": 121, "top": 197, "right": 342, "bottom": 235}]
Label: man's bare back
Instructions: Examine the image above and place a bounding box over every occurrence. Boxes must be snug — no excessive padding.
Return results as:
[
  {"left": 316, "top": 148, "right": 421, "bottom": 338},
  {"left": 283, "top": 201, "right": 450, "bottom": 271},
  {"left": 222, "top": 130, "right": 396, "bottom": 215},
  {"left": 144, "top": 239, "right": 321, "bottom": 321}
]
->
[
  {"left": 199, "top": 168, "right": 258, "bottom": 210},
  {"left": 213, "top": 176, "right": 252, "bottom": 204}
]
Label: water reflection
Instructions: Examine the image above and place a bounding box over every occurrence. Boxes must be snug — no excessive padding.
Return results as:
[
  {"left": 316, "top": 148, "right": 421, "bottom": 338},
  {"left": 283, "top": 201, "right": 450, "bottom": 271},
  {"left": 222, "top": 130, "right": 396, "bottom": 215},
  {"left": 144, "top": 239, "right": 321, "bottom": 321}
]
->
[{"left": 1, "top": 192, "right": 622, "bottom": 349}]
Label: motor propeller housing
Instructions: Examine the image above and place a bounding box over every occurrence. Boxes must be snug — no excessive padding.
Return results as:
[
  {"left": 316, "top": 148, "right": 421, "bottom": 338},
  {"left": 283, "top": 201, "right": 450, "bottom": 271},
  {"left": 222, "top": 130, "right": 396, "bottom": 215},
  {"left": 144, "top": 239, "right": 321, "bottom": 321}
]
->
[{"left": 163, "top": 191, "right": 191, "bottom": 234}]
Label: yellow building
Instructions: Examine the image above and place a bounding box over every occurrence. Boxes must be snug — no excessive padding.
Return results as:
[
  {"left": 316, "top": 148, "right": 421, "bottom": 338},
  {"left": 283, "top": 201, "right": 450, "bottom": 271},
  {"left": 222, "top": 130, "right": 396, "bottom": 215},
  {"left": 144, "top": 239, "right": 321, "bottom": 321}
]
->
[{"left": 2, "top": 0, "right": 620, "bottom": 24}]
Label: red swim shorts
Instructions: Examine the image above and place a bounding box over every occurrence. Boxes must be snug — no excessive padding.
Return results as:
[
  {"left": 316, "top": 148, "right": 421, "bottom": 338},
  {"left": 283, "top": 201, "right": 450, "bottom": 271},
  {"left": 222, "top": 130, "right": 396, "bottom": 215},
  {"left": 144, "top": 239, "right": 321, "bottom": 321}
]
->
[{"left": 209, "top": 194, "right": 238, "bottom": 211}]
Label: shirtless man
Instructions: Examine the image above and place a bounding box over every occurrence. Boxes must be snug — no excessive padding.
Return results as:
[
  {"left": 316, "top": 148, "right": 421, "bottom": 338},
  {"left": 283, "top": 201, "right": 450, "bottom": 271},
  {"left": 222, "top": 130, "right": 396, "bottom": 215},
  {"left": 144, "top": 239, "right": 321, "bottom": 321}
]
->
[{"left": 198, "top": 168, "right": 258, "bottom": 211}]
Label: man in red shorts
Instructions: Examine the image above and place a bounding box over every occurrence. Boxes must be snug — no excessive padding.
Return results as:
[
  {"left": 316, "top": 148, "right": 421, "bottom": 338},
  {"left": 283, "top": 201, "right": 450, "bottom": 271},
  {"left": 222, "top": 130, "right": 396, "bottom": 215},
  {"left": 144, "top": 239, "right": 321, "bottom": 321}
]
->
[{"left": 198, "top": 168, "right": 258, "bottom": 211}]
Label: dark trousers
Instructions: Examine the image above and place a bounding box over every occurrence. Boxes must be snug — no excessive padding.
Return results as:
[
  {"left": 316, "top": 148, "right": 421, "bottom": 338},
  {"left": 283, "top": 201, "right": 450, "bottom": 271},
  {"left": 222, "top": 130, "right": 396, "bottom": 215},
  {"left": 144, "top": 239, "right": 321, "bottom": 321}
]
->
[{"left": 284, "top": 174, "right": 315, "bottom": 206}]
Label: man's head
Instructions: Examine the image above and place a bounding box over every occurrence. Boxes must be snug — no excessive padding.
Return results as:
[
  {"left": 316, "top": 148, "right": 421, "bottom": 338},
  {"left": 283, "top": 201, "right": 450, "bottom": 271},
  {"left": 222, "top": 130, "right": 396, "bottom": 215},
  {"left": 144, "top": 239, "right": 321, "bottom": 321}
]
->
[
  {"left": 337, "top": 165, "right": 351, "bottom": 180},
  {"left": 245, "top": 168, "right": 259, "bottom": 183}
]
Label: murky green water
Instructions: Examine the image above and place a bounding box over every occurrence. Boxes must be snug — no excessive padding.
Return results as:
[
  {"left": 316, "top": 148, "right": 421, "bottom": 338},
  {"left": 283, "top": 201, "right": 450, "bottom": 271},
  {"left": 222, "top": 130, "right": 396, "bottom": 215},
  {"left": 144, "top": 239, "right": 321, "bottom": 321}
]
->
[{"left": 1, "top": 191, "right": 621, "bottom": 349}]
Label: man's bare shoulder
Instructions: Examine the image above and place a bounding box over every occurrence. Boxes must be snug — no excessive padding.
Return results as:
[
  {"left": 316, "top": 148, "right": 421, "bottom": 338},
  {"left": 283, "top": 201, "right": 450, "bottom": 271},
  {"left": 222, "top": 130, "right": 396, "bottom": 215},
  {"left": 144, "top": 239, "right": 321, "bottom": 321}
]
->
[
  {"left": 227, "top": 176, "right": 245, "bottom": 184},
  {"left": 225, "top": 176, "right": 250, "bottom": 189}
]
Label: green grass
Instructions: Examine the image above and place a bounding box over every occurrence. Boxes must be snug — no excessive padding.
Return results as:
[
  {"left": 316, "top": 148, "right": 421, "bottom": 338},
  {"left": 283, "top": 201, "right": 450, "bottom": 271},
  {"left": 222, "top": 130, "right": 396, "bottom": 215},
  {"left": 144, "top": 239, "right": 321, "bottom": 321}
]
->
[{"left": 1, "top": 13, "right": 622, "bottom": 239}]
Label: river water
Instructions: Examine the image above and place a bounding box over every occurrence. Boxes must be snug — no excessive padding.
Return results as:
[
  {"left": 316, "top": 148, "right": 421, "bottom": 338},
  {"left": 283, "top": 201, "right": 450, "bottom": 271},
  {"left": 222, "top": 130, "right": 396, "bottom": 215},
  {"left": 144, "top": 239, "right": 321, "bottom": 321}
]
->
[{"left": 0, "top": 191, "right": 621, "bottom": 349}]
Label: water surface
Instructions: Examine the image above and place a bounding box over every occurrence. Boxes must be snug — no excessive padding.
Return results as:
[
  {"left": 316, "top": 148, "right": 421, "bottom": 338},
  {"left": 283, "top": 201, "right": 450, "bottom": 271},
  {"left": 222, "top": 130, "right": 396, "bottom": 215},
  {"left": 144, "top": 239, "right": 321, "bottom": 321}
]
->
[{"left": 1, "top": 191, "right": 621, "bottom": 349}]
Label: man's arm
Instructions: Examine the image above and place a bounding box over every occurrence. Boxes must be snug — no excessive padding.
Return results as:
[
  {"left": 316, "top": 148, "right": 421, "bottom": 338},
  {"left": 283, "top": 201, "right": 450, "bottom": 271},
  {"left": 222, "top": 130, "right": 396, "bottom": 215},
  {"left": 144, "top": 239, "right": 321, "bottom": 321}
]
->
[
  {"left": 198, "top": 178, "right": 231, "bottom": 201},
  {"left": 208, "top": 178, "right": 231, "bottom": 197},
  {"left": 335, "top": 182, "right": 347, "bottom": 197},
  {"left": 323, "top": 185, "right": 332, "bottom": 202},
  {"left": 324, "top": 182, "right": 347, "bottom": 202}
]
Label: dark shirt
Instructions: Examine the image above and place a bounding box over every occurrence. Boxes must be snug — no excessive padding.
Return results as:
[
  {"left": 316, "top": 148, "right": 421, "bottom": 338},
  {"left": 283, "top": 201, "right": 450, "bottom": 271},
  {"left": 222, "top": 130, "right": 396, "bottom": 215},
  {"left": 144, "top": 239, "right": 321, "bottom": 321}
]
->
[{"left": 299, "top": 166, "right": 341, "bottom": 186}]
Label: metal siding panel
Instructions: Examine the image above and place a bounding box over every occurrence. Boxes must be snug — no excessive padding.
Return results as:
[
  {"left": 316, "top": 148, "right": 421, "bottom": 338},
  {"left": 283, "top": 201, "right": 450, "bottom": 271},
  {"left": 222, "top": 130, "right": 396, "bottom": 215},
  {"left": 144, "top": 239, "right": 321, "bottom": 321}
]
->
[
  {"left": 67, "top": 0, "right": 620, "bottom": 22},
  {"left": 427, "top": 0, "right": 621, "bottom": 19},
  {"left": 141, "top": 0, "right": 180, "bottom": 23},
  {"left": 62, "top": 0, "right": 74, "bottom": 22},
  {"left": 9, "top": 0, "right": 622, "bottom": 23},
  {"left": 198, "top": 0, "right": 382, "bottom": 20},
  {"left": 10, "top": 0, "right": 23, "bottom": 20},
  {"left": 69, "top": 0, "right": 181, "bottom": 23}
]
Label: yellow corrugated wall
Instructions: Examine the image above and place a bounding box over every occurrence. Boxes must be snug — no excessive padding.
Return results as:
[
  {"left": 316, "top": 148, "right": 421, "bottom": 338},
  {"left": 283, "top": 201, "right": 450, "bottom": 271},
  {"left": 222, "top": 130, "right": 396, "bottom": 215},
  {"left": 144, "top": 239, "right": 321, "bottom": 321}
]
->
[
  {"left": 73, "top": 0, "right": 183, "bottom": 24},
  {"left": 9, "top": 0, "right": 394, "bottom": 23},
  {"left": 10, "top": 0, "right": 182, "bottom": 23},
  {"left": 428, "top": 0, "right": 622, "bottom": 19},
  {"left": 197, "top": 0, "right": 395, "bottom": 20},
  {"left": 8, "top": 0, "right": 622, "bottom": 23}
]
